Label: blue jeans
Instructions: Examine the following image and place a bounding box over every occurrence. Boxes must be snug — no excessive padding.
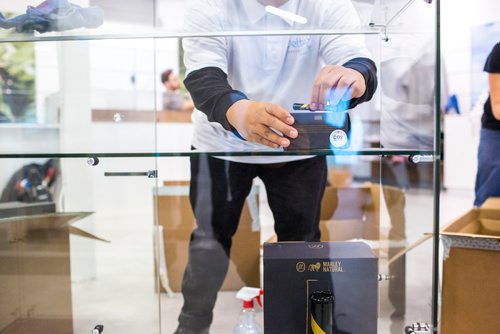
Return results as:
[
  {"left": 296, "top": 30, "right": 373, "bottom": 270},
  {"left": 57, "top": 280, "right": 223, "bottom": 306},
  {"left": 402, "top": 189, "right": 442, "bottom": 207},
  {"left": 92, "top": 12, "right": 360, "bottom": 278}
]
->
[{"left": 474, "top": 128, "right": 500, "bottom": 207}]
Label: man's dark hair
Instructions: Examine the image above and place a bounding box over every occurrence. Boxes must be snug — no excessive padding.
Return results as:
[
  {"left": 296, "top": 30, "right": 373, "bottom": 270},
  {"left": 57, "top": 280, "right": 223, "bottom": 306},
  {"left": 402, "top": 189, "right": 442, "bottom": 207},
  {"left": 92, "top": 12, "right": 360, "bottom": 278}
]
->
[{"left": 161, "top": 69, "right": 173, "bottom": 84}]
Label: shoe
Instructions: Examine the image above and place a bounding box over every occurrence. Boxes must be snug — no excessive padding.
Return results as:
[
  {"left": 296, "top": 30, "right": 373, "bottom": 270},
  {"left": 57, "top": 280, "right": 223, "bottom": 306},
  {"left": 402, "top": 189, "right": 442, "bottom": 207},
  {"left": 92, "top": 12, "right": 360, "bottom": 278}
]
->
[{"left": 173, "top": 327, "right": 209, "bottom": 334}]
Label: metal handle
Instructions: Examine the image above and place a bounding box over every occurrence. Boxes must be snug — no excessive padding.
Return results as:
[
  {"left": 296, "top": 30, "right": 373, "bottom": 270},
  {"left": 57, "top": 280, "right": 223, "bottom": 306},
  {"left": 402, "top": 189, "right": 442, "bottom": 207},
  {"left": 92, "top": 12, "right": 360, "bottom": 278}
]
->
[
  {"left": 408, "top": 155, "right": 434, "bottom": 164},
  {"left": 405, "top": 323, "right": 432, "bottom": 333},
  {"left": 377, "top": 274, "right": 394, "bottom": 281},
  {"left": 104, "top": 170, "right": 157, "bottom": 178}
]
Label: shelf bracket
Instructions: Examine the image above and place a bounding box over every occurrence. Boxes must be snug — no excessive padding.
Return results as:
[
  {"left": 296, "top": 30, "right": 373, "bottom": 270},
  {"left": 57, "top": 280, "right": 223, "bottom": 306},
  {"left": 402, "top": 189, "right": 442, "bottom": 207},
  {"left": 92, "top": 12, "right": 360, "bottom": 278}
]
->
[{"left": 369, "top": 23, "right": 389, "bottom": 42}]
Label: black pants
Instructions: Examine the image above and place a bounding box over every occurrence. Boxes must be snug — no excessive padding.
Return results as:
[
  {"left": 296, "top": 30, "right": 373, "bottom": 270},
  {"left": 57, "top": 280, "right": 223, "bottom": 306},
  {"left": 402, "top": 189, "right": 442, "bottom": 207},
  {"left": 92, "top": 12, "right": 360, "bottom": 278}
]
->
[{"left": 178, "top": 154, "right": 327, "bottom": 331}]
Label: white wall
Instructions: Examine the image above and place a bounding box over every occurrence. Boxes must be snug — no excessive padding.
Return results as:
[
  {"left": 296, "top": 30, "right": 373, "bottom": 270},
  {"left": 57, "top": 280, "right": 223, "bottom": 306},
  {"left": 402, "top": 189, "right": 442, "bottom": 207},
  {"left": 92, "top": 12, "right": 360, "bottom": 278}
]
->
[
  {"left": 441, "top": 0, "right": 500, "bottom": 112},
  {"left": 441, "top": 0, "right": 500, "bottom": 191}
]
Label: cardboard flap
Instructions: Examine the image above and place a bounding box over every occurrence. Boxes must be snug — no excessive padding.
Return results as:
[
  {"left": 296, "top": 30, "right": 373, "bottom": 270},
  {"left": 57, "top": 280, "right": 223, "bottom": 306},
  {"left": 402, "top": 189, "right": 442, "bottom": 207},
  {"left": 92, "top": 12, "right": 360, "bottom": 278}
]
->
[
  {"left": 68, "top": 226, "right": 110, "bottom": 243},
  {"left": 441, "top": 209, "right": 480, "bottom": 234},
  {"left": 0, "top": 211, "right": 93, "bottom": 228},
  {"left": 442, "top": 209, "right": 500, "bottom": 240},
  {"left": 480, "top": 219, "right": 500, "bottom": 236},
  {"left": 481, "top": 197, "right": 500, "bottom": 210}
]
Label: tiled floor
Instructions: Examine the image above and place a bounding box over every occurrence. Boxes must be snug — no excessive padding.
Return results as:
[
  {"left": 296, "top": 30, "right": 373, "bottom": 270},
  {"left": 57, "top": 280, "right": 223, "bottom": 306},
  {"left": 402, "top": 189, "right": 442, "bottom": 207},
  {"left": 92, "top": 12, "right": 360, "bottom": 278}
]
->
[{"left": 69, "top": 185, "right": 474, "bottom": 334}]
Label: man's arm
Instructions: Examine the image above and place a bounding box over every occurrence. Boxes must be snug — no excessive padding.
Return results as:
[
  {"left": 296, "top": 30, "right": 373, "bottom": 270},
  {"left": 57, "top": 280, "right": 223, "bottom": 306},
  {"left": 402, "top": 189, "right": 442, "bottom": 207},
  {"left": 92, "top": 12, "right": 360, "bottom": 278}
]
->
[
  {"left": 184, "top": 67, "right": 297, "bottom": 148},
  {"left": 313, "top": 0, "right": 377, "bottom": 110},
  {"left": 309, "top": 57, "right": 377, "bottom": 111},
  {"left": 489, "top": 73, "right": 500, "bottom": 121},
  {"left": 184, "top": 67, "right": 247, "bottom": 130}
]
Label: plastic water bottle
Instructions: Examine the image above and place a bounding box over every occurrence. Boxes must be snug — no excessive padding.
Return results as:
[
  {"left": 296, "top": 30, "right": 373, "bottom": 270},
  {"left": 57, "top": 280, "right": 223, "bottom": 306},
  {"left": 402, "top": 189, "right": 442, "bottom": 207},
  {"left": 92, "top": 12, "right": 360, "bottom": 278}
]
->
[{"left": 233, "top": 287, "right": 263, "bottom": 334}]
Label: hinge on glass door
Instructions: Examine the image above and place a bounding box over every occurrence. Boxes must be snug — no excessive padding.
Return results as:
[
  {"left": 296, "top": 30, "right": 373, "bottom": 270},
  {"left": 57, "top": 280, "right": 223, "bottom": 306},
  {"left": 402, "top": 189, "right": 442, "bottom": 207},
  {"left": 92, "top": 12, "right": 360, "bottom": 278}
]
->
[
  {"left": 405, "top": 322, "right": 432, "bottom": 333},
  {"left": 377, "top": 274, "right": 394, "bottom": 281},
  {"left": 368, "top": 23, "right": 389, "bottom": 42},
  {"left": 87, "top": 157, "right": 100, "bottom": 166},
  {"left": 103, "top": 170, "right": 158, "bottom": 178},
  {"left": 91, "top": 325, "right": 104, "bottom": 334},
  {"left": 146, "top": 170, "right": 158, "bottom": 178}
]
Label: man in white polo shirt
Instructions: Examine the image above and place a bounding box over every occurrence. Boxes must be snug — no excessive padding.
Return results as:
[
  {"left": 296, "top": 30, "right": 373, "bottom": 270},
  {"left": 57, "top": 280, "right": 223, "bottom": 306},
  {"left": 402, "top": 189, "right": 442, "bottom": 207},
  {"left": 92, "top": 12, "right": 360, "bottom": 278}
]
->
[{"left": 175, "top": 0, "right": 377, "bottom": 333}]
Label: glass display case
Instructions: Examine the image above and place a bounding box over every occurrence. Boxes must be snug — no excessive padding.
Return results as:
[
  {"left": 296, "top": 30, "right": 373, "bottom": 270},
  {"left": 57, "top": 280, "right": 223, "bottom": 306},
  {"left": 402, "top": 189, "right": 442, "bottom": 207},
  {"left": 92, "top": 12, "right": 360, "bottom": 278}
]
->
[{"left": 0, "top": 0, "right": 440, "bottom": 333}]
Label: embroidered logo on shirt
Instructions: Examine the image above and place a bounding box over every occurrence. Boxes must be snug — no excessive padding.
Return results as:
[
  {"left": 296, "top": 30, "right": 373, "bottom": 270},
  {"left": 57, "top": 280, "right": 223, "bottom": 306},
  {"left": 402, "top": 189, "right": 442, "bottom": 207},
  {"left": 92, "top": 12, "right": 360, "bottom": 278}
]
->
[{"left": 287, "top": 36, "right": 312, "bottom": 53}]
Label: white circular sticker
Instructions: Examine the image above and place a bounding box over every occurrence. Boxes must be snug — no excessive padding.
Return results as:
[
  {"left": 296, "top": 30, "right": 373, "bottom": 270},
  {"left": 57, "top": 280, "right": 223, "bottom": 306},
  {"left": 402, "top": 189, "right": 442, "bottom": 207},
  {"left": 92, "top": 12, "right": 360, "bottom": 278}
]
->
[{"left": 329, "top": 130, "right": 348, "bottom": 148}]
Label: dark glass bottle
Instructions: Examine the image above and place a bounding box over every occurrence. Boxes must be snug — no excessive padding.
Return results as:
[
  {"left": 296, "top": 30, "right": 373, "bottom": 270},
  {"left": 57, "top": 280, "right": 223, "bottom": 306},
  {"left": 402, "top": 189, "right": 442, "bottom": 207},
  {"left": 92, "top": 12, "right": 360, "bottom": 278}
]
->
[{"left": 310, "top": 291, "right": 335, "bottom": 334}]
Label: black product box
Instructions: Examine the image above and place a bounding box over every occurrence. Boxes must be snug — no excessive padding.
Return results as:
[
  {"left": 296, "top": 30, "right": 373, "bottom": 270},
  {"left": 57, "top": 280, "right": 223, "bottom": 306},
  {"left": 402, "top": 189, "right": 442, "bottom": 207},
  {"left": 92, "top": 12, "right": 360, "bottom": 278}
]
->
[
  {"left": 285, "top": 112, "right": 351, "bottom": 150},
  {"left": 264, "top": 242, "right": 378, "bottom": 334}
]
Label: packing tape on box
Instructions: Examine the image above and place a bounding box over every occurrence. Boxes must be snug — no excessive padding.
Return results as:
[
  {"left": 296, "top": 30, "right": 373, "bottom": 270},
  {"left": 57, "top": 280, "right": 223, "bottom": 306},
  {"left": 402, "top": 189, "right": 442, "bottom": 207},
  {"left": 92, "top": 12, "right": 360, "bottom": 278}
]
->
[
  {"left": 348, "top": 234, "right": 433, "bottom": 265},
  {"left": 347, "top": 238, "right": 409, "bottom": 250},
  {"left": 441, "top": 235, "right": 500, "bottom": 261}
]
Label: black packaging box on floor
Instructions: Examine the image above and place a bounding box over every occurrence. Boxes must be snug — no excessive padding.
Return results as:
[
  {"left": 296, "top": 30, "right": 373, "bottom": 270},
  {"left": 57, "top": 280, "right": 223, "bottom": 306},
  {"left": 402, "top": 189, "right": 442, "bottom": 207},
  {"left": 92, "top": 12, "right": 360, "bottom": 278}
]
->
[{"left": 264, "top": 242, "right": 378, "bottom": 334}]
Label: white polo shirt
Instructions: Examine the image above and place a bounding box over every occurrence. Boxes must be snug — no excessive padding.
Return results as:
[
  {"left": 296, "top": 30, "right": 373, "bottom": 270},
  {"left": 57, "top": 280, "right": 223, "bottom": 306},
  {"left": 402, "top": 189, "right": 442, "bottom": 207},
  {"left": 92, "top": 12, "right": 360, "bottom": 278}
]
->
[{"left": 183, "top": 0, "right": 370, "bottom": 163}]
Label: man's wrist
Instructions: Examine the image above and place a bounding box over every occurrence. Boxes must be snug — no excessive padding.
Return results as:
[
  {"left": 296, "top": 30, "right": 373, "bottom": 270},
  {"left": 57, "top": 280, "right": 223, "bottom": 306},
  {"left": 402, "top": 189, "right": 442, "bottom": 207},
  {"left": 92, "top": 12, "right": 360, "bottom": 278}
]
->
[
  {"left": 342, "top": 57, "right": 378, "bottom": 108},
  {"left": 227, "top": 99, "right": 250, "bottom": 140}
]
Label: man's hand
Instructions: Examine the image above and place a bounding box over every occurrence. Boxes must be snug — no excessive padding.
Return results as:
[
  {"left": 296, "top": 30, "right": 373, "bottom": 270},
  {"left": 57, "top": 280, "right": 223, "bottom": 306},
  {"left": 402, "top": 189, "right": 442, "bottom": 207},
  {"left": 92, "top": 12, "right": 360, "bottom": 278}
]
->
[
  {"left": 310, "top": 65, "right": 366, "bottom": 111},
  {"left": 226, "top": 100, "right": 298, "bottom": 148}
]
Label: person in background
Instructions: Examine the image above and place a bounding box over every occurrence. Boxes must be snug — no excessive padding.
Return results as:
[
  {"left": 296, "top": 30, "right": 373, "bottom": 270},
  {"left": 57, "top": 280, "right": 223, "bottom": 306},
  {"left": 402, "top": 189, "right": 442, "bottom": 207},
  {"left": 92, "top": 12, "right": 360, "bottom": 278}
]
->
[
  {"left": 161, "top": 69, "right": 194, "bottom": 111},
  {"left": 474, "top": 42, "right": 500, "bottom": 207},
  {"left": 174, "top": 0, "right": 377, "bottom": 333}
]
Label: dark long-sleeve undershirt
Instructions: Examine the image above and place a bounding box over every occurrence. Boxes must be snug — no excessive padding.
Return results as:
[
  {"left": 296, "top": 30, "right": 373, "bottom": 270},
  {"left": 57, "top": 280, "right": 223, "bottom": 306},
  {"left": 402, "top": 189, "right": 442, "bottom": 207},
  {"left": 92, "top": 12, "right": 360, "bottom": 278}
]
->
[{"left": 184, "top": 57, "right": 378, "bottom": 132}]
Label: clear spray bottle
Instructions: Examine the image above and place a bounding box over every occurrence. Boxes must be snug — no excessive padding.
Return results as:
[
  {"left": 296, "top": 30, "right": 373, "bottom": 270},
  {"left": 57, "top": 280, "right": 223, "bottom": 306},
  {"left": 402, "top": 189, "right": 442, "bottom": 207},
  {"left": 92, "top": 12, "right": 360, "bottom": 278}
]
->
[{"left": 233, "top": 287, "right": 264, "bottom": 334}]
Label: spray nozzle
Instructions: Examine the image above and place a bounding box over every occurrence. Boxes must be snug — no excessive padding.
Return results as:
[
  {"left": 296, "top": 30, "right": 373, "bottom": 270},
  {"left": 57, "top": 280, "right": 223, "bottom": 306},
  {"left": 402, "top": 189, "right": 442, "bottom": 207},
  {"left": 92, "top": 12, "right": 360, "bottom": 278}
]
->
[{"left": 236, "top": 287, "right": 264, "bottom": 309}]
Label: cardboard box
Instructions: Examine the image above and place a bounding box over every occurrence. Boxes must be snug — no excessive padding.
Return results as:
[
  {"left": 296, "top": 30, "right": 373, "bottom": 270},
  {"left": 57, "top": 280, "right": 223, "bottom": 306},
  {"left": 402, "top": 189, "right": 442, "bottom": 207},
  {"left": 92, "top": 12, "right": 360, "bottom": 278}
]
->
[
  {"left": 320, "top": 183, "right": 405, "bottom": 240},
  {"left": 440, "top": 197, "right": 500, "bottom": 334},
  {"left": 263, "top": 241, "right": 378, "bottom": 334},
  {"left": 0, "top": 207, "right": 98, "bottom": 334},
  {"left": 327, "top": 168, "right": 352, "bottom": 188},
  {"left": 321, "top": 183, "right": 406, "bottom": 316},
  {"left": 155, "top": 182, "right": 260, "bottom": 292}
]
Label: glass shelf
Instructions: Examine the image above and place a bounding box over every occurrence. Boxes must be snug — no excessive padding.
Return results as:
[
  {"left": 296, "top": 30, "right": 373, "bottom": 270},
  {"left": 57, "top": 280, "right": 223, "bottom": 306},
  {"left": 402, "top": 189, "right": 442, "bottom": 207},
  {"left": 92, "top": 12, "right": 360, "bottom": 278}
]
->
[
  {"left": 0, "top": 148, "right": 435, "bottom": 159},
  {"left": 0, "top": 0, "right": 433, "bottom": 43},
  {"left": 0, "top": 28, "right": 382, "bottom": 43}
]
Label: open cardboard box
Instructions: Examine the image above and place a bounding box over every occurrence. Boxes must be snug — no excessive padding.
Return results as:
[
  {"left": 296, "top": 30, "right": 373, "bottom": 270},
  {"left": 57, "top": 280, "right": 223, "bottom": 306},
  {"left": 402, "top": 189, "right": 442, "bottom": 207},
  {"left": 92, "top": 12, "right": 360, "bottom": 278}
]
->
[
  {"left": 440, "top": 197, "right": 500, "bottom": 334},
  {"left": 0, "top": 205, "right": 103, "bottom": 334},
  {"left": 154, "top": 181, "right": 260, "bottom": 293}
]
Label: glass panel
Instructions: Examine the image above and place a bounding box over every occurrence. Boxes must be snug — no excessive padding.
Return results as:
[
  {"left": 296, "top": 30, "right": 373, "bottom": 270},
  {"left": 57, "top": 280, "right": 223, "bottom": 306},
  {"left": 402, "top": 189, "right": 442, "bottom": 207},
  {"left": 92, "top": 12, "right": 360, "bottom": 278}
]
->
[
  {"left": 0, "top": 157, "right": 160, "bottom": 334},
  {"left": 0, "top": 38, "right": 157, "bottom": 154},
  {"left": 378, "top": 158, "right": 436, "bottom": 332},
  {"left": 378, "top": 0, "right": 438, "bottom": 331},
  {"left": 0, "top": 0, "right": 432, "bottom": 42},
  {"left": 0, "top": 0, "right": 154, "bottom": 42},
  {"left": 1, "top": 0, "right": 438, "bottom": 333},
  {"left": 156, "top": 154, "right": 437, "bottom": 332},
  {"left": 154, "top": 1, "right": 437, "bottom": 334}
]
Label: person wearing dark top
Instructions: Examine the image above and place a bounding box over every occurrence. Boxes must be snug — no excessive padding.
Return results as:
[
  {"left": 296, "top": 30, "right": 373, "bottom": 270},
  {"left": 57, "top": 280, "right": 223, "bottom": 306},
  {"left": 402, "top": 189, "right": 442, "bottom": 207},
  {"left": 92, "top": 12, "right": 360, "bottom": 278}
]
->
[{"left": 474, "top": 42, "right": 500, "bottom": 206}]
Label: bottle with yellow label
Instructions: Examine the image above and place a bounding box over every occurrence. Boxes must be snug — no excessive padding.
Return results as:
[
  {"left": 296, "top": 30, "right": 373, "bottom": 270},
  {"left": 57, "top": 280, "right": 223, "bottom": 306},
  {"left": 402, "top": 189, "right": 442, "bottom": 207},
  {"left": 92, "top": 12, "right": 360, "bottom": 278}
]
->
[{"left": 310, "top": 291, "right": 335, "bottom": 334}]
